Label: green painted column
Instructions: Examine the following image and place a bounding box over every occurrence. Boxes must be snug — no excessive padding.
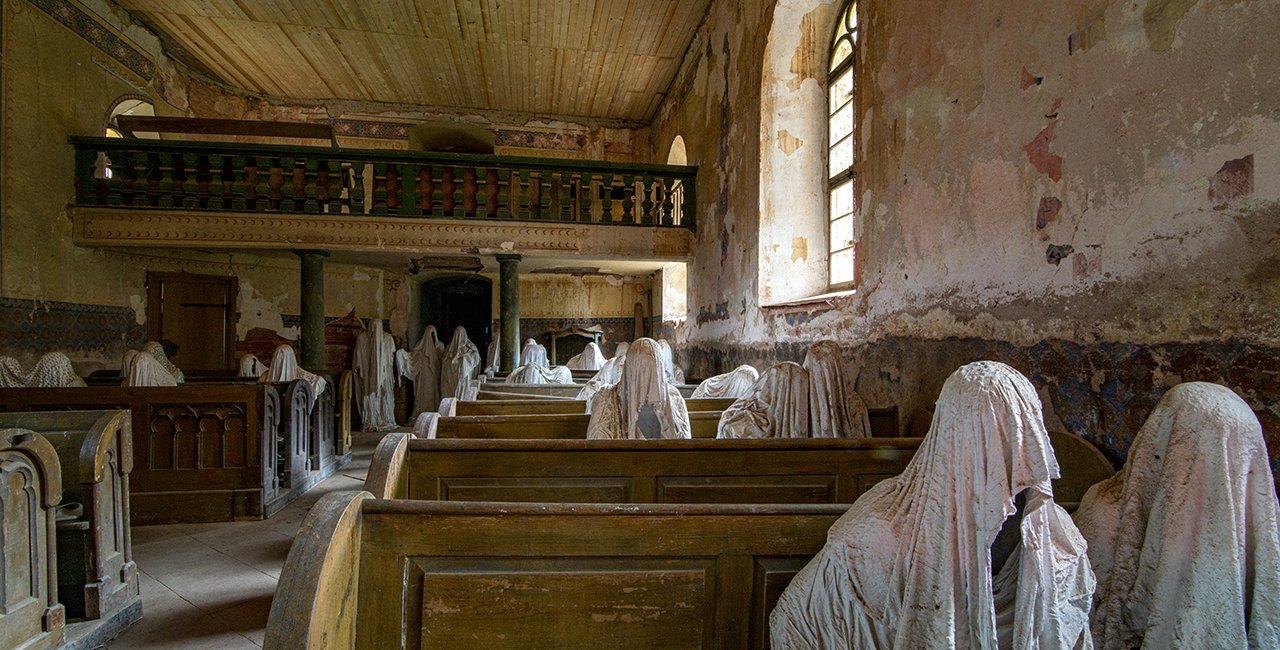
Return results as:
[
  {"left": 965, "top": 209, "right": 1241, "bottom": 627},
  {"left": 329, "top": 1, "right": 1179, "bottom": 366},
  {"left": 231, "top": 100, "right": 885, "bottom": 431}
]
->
[
  {"left": 295, "top": 250, "right": 329, "bottom": 372},
  {"left": 497, "top": 254, "right": 522, "bottom": 372}
]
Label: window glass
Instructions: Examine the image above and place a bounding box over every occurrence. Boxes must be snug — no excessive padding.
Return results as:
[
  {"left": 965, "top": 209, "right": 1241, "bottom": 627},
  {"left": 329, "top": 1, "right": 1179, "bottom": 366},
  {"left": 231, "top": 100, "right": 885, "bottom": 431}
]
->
[{"left": 827, "top": 1, "right": 858, "bottom": 287}]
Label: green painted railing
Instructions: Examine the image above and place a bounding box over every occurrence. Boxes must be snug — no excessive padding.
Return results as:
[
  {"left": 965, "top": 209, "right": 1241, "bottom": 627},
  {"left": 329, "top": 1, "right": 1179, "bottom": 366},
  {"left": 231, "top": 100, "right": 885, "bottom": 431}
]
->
[{"left": 71, "top": 137, "right": 697, "bottom": 230}]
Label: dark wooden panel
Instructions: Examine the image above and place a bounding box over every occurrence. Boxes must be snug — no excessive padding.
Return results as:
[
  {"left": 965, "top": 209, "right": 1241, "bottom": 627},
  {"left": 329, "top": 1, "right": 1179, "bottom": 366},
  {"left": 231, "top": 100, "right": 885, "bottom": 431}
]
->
[
  {"left": 439, "top": 477, "right": 634, "bottom": 503},
  {"left": 750, "top": 557, "right": 811, "bottom": 650},
  {"left": 657, "top": 475, "right": 838, "bottom": 504}
]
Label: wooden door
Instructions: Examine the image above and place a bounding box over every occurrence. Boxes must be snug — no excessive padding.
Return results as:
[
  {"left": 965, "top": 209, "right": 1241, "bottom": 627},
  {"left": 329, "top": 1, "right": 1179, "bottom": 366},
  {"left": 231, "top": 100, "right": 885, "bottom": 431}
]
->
[{"left": 146, "top": 272, "right": 238, "bottom": 373}]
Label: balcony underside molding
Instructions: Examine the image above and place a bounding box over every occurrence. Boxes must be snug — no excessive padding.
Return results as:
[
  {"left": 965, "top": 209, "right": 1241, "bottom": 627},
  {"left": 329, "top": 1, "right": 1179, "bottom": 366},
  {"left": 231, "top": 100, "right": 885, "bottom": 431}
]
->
[{"left": 71, "top": 208, "right": 695, "bottom": 260}]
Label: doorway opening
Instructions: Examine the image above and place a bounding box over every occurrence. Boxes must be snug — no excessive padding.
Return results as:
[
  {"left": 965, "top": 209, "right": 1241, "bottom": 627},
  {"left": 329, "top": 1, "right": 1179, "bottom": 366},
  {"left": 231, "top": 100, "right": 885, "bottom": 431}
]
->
[
  {"left": 146, "top": 272, "right": 238, "bottom": 373},
  {"left": 419, "top": 275, "right": 493, "bottom": 355}
]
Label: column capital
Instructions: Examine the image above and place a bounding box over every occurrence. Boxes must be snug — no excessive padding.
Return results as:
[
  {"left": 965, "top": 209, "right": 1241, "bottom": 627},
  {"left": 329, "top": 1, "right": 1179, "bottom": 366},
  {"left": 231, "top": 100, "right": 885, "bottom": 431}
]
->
[
  {"left": 293, "top": 249, "right": 330, "bottom": 258},
  {"left": 495, "top": 253, "right": 522, "bottom": 264}
]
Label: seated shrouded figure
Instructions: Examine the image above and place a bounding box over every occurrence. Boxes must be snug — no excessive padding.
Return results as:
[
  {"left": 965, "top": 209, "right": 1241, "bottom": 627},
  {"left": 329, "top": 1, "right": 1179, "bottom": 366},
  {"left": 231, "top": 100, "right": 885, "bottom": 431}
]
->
[
  {"left": 691, "top": 364, "right": 759, "bottom": 399},
  {"left": 122, "top": 349, "right": 176, "bottom": 387},
  {"left": 717, "top": 363, "right": 809, "bottom": 439},
  {"left": 586, "top": 338, "right": 690, "bottom": 440},
  {"left": 804, "top": 341, "right": 871, "bottom": 438},
  {"left": 238, "top": 353, "right": 266, "bottom": 378},
  {"left": 439, "top": 326, "right": 481, "bottom": 400},
  {"left": 770, "top": 361, "right": 1094, "bottom": 649},
  {"left": 399, "top": 326, "right": 444, "bottom": 418},
  {"left": 506, "top": 340, "right": 573, "bottom": 384},
  {"left": 143, "top": 340, "right": 184, "bottom": 384},
  {"left": 260, "top": 345, "right": 327, "bottom": 402},
  {"left": 657, "top": 339, "right": 686, "bottom": 384},
  {"left": 1072, "top": 382, "right": 1280, "bottom": 649},
  {"left": 27, "top": 352, "right": 86, "bottom": 388},
  {"left": 576, "top": 342, "right": 629, "bottom": 405},
  {"left": 567, "top": 342, "right": 607, "bottom": 371}
]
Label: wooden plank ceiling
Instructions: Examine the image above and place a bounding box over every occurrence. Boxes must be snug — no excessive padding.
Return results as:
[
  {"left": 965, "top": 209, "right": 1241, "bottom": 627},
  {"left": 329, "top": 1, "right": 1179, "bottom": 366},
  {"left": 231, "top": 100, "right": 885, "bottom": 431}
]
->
[{"left": 117, "top": 0, "right": 712, "bottom": 123}]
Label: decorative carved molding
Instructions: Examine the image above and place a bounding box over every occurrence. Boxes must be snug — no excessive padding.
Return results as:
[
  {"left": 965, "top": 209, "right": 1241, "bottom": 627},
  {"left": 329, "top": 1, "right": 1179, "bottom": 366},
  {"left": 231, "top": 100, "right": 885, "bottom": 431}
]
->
[{"left": 72, "top": 208, "right": 695, "bottom": 260}]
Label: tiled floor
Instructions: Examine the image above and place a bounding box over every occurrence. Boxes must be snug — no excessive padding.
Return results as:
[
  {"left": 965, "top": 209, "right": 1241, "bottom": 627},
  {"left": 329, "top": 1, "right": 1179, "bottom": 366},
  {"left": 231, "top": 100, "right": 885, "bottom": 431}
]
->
[{"left": 107, "top": 431, "right": 388, "bottom": 649}]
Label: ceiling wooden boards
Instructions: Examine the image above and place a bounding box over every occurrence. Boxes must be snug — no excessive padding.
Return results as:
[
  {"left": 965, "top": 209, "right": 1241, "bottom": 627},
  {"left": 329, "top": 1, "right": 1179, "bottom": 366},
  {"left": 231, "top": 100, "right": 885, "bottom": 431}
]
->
[{"left": 117, "top": 0, "right": 712, "bottom": 123}]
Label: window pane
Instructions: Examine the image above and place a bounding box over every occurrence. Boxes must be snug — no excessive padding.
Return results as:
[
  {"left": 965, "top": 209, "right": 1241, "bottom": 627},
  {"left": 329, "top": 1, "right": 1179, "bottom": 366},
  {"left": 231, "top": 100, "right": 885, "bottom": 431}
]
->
[
  {"left": 829, "top": 136, "right": 853, "bottom": 178},
  {"left": 830, "top": 248, "right": 855, "bottom": 286},
  {"left": 830, "top": 216, "right": 854, "bottom": 251},
  {"left": 830, "top": 38, "right": 852, "bottom": 71},
  {"left": 829, "top": 68, "right": 853, "bottom": 113},
  {"left": 829, "top": 180, "right": 854, "bottom": 219},
  {"left": 829, "top": 102, "right": 853, "bottom": 143}
]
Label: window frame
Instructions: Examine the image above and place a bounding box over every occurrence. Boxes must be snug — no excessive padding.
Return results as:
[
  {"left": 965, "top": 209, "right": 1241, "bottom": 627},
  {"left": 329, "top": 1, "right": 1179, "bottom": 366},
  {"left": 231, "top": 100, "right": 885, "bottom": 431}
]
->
[{"left": 826, "top": 1, "right": 859, "bottom": 291}]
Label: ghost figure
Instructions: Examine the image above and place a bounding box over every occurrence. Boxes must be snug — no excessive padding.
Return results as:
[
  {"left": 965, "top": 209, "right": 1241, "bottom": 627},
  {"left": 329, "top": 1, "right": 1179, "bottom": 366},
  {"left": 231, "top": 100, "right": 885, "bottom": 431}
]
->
[
  {"left": 803, "top": 341, "right": 871, "bottom": 438},
  {"left": 353, "top": 319, "right": 397, "bottom": 431},
  {"left": 506, "top": 340, "right": 573, "bottom": 384},
  {"left": 586, "top": 338, "right": 689, "bottom": 440},
  {"left": 690, "top": 364, "right": 760, "bottom": 399},
  {"left": 566, "top": 342, "right": 607, "bottom": 371},
  {"left": 1073, "top": 382, "right": 1280, "bottom": 649},
  {"left": 260, "top": 345, "right": 327, "bottom": 404},
  {"left": 576, "top": 341, "right": 629, "bottom": 406},
  {"left": 122, "top": 350, "right": 176, "bottom": 387},
  {"left": 21, "top": 352, "right": 86, "bottom": 388},
  {"left": 484, "top": 336, "right": 500, "bottom": 375},
  {"left": 238, "top": 353, "right": 267, "bottom": 378},
  {"left": 142, "top": 341, "right": 184, "bottom": 384},
  {"left": 770, "top": 361, "right": 1094, "bottom": 650},
  {"left": 439, "top": 326, "right": 482, "bottom": 401},
  {"left": 399, "top": 326, "right": 444, "bottom": 419},
  {"left": 716, "top": 363, "right": 810, "bottom": 439},
  {"left": 656, "top": 339, "right": 685, "bottom": 384}
]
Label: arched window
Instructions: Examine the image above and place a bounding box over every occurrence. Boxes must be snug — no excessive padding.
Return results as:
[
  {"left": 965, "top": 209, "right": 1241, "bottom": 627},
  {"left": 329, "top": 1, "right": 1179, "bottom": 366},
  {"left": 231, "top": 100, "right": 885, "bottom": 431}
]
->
[
  {"left": 104, "top": 96, "right": 155, "bottom": 138},
  {"left": 827, "top": 1, "right": 858, "bottom": 287}
]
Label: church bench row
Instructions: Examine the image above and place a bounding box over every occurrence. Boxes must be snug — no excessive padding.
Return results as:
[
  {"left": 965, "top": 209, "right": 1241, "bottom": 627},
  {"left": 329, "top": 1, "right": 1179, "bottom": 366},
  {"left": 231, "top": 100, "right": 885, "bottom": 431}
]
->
[
  {"left": 476, "top": 381, "right": 702, "bottom": 398},
  {"left": 264, "top": 493, "right": 844, "bottom": 650},
  {"left": 441, "top": 396, "right": 738, "bottom": 416},
  {"left": 0, "top": 381, "right": 348, "bottom": 524}
]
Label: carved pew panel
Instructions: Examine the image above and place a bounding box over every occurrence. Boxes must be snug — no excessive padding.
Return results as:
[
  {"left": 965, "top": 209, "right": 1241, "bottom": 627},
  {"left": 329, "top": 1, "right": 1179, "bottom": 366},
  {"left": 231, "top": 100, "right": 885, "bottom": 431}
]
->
[
  {"left": 0, "top": 429, "right": 65, "bottom": 650},
  {"left": 424, "top": 411, "right": 723, "bottom": 440},
  {"left": 448, "top": 397, "right": 738, "bottom": 417}
]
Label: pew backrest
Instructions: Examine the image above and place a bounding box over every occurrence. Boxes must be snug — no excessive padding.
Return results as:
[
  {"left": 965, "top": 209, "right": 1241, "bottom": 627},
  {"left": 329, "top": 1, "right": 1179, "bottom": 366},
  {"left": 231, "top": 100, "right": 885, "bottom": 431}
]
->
[
  {"left": 0, "top": 429, "right": 64, "bottom": 650},
  {"left": 447, "top": 397, "right": 738, "bottom": 417},
  {"left": 424, "top": 411, "right": 724, "bottom": 440}
]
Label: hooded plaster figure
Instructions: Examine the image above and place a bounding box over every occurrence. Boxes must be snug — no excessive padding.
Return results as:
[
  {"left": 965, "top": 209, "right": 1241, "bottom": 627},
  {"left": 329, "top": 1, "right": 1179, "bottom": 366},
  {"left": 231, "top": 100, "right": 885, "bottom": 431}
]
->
[
  {"left": 143, "top": 341, "right": 184, "bottom": 384},
  {"left": 656, "top": 339, "right": 686, "bottom": 384},
  {"left": 23, "top": 352, "right": 86, "bottom": 388},
  {"left": 0, "top": 356, "right": 27, "bottom": 387},
  {"left": 484, "top": 337, "right": 500, "bottom": 375},
  {"left": 576, "top": 341, "right": 629, "bottom": 406},
  {"left": 770, "top": 361, "right": 1095, "bottom": 650},
  {"left": 399, "top": 326, "right": 444, "bottom": 419},
  {"left": 716, "top": 363, "right": 810, "bottom": 439},
  {"left": 238, "top": 353, "right": 266, "bottom": 378},
  {"left": 566, "top": 342, "right": 607, "bottom": 371},
  {"left": 439, "top": 326, "right": 482, "bottom": 401},
  {"left": 260, "top": 345, "right": 327, "bottom": 404},
  {"left": 507, "top": 340, "right": 573, "bottom": 384},
  {"left": 804, "top": 341, "right": 872, "bottom": 438},
  {"left": 691, "top": 364, "right": 760, "bottom": 399},
  {"left": 353, "top": 319, "right": 397, "bottom": 431},
  {"left": 1072, "top": 382, "right": 1280, "bottom": 649},
  {"left": 122, "top": 350, "right": 176, "bottom": 387},
  {"left": 586, "top": 338, "right": 689, "bottom": 440}
]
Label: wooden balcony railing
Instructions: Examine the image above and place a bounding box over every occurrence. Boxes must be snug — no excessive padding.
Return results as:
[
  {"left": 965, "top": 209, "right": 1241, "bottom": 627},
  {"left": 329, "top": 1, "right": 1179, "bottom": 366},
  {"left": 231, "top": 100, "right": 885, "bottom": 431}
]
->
[{"left": 71, "top": 137, "right": 697, "bottom": 230}]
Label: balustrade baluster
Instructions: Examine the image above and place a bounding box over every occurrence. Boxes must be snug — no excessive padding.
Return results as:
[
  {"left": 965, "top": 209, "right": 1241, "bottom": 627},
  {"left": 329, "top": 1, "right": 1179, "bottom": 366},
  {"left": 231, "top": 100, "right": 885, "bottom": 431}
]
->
[
  {"left": 292, "top": 160, "right": 309, "bottom": 212},
  {"left": 316, "top": 160, "right": 334, "bottom": 212},
  {"left": 578, "top": 174, "right": 593, "bottom": 223},
  {"left": 484, "top": 168, "right": 499, "bottom": 217},
  {"left": 385, "top": 164, "right": 402, "bottom": 213},
  {"left": 146, "top": 153, "right": 163, "bottom": 207},
  {"left": 217, "top": 155, "right": 236, "bottom": 210},
  {"left": 441, "top": 167, "right": 457, "bottom": 216},
  {"left": 120, "top": 152, "right": 138, "bottom": 206},
  {"left": 620, "top": 174, "right": 636, "bottom": 224},
  {"left": 600, "top": 173, "right": 616, "bottom": 224},
  {"left": 195, "top": 154, "right": 212, "bottom": 209},
  {"left": 660, "top": 178, "right": 675, "bottom": 226},
  {"left": 555, "top": 174, "right": 570, "bottom": 221},
  {"left": 462, "top": 167, "right": 478, "bottom": 217},
  {"left": 172, "top": 153, "right": 194, "bottom": 209},
  {"left": 400, "top": 163, "right": 420, "bottom": 216},
  {"left": 639, "top": 175, "right": 655, "bottom": 225},
  {"left": 243, "top": 156, "right": 260, "bottom": 211},
  {"left": 419, "top": 166, "right": 435, "bottom": 214},
  {"left": 267, "top": 157, "right": 286, "bottom": 211}
]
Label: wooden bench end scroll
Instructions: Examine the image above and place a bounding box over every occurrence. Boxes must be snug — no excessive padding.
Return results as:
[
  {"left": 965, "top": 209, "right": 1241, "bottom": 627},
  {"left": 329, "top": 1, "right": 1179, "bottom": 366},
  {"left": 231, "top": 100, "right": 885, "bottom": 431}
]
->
[
  {"left": 438, "top": 397, "right": 457, "bottom": 417},
  {"left": 364, "top": 433, "right": 409, "bottom": 499},
  {"left": 413, "top": 412, "right": 439, "bottom": 439}
]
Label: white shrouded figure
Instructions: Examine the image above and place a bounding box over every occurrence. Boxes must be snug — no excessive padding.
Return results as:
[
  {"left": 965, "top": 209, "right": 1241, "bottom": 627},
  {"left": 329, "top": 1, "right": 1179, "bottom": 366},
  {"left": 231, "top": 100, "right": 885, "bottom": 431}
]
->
[
  {"left": 506, "top": 340, "right": 573, "bottom": 384},
  {"left": 122, "top": 350, "right": 175, "bottom": 387},
  {"left": 1073, "top": 382, "right": 1280, "bottom": 649},
  {"left": 586, "top": 338, "right": 689, "bottom": 440},
  {"left": 770, "top": 361, "right": 1094, "bottom": 649},
  {"left": 717, "top": 363, "right": 809, "bottom": 439},
  {"left": 142, "top": 341, "right": 184, "bottom": 384},
  {"left": 260, "top": 345, "right": 327, "bottom": 404},
  {"left": 353, "top": 319, "right": 397, "bottom": 431},
  {"left": 484, "top": 337, "right": 500, "bottom": 375},
  {"left": 439, "top": 326, "right": 481, "bottom": 401},
  {"left": 399, "top": 326, "right": 444, "bottom": 419},
  {"left": 238, "top": 353, "right": 266, "bottom": 378},
  {"left": 691, "top": 364, "right": 759, "bottom": 399},
  {"left": 576, "top": 342, "right": 629, "bottom": 406},
  {"left": 804, "top": 341, "right": 871, "bottom": 438},
  {"left": 656, "top": 339, "right": 685, "bottom": 384},
  {"left": 566, "top": 342, "right": 607, "bottom": 371},
  {"left": 21, "top": 352, "right": 86, "bottom": 388}
]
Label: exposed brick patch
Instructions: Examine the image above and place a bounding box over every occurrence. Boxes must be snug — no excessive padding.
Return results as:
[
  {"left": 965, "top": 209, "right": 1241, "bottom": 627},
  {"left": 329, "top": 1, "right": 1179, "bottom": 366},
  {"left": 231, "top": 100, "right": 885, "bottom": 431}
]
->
[
  {"left": 1023, "top": 121, "right": 1064, "bottom": 182},
  {"left": 1209, "top": 155, "right": 1254, "bottom": 205}
]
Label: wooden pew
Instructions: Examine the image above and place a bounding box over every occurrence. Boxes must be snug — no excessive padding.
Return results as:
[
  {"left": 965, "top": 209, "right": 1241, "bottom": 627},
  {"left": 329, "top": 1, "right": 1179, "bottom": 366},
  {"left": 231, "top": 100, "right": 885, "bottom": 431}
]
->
[
  {"left": 0, "top": 411, "right": 141, "bottom": 647},
  {"left": 416, "top": 411, "right": 726, "bottom": 440},
  {"left": 0, "top": 428, "right": 65, "bottom": 650},
  {"left": 484, "top": 382, "right": 701, "bottom": 398},
  {"left": 0, "top": 384, "right": 338, "bottom": 524},
  {"left": 366, "top": 433, "right": 921, "bottom": 503},
  {"left": 443, "top": 397, "right": 738, "bottom": 417},
  {"left": 264, "top": 492, "right": 847, "bottom": 650}
]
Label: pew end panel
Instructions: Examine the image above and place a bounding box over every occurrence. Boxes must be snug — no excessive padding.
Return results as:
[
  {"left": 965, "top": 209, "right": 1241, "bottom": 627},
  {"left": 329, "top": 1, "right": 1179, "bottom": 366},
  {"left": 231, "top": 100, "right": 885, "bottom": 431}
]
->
[
  {"left": 365, "top": 433, "right": 409, "bottom": 499},
  {"left": 0, "top": 429, "right": 66, "bottom": 650}
]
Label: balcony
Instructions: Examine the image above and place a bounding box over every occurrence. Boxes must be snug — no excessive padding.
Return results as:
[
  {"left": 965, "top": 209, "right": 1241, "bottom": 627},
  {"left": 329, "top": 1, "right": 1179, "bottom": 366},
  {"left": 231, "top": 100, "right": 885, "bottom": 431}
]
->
[{"left": 69, "top": 137, "right": 697, "bottom": 260}]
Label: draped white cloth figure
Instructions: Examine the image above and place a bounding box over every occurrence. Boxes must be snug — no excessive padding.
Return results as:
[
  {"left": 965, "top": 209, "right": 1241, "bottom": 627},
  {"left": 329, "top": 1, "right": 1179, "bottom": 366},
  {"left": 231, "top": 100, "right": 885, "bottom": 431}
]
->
[
  {"left": 586, "top": 338, "right": 690, "bottom": 440},
  {"left": 567, "top": 342, "right": 607, "bottom": 371},
  {"left": 770, "top": 361, "right": 1095, "bottom": 650},
  {"left": 0, "top": 354, "right": 86, "bottom": 388},
  {"left": 0, "top": 357, "right": 27, "bottom": 387},
  {"left": 238, "top": 353, "right": 266, "bottom": 378},
  {"left": 260, "top": 345, "right": 327, "bottom": 404},
  {"left": 656, "top": 339, "right": 685, "bottom": 384},
  {"left": 122, "top": 350, "right": 176, "bottom": 387},
  {"left": 804, "top": 341, "right": 871, "bottom": 438},
  {"left": 484, "top": 337, "right": 500, "bottom": 375},
  {"left": 576, "top": 342, "right": 629, "bottom": 406},
  {"left": 439, "top": 326, "right": 482, "bottom": 401},
  {"left": 1073, "top": 382, "right": 1280, "bottom": 650},
  {"left": 399, "top": 326, "right": 444, "bottom": 419},
  {"left": 717, "top": 363, "right": 810, "bottom": 439},
  {"left": 143, "top": 341, "right": 184, "bottom": 384},
  {"left": 691, "top": 364, "right": 759, "bottom": 399},
  {"left": 507, "top": 340, "right": 573, "bottom": 384},
  {"left": 353, "top": 319, "right": 397, "bottom": 431}
]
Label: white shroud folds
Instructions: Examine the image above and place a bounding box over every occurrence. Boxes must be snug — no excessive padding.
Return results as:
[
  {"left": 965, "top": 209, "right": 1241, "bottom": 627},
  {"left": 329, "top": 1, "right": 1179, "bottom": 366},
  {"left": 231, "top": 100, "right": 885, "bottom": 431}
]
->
[
  {"left": 439, "top": 326, "right": 481, "bottom": 401},
  {"left": 716, "top": 363, "right": 809, "bottom": 439},
  {"left": 690, "top": 364, "right": 759, "bottom": 399},
  {"left": 353, "top": 319, "right": 397, "bottom": 431},
  {"left": 566, "top": 341, "right": 607, "bottom": 371},
  {"left": 506, "top": 340, "right": 573, "bottom": 384},
  {"left": 586, "top": 338, "right": 689, "bottom": 440}
]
